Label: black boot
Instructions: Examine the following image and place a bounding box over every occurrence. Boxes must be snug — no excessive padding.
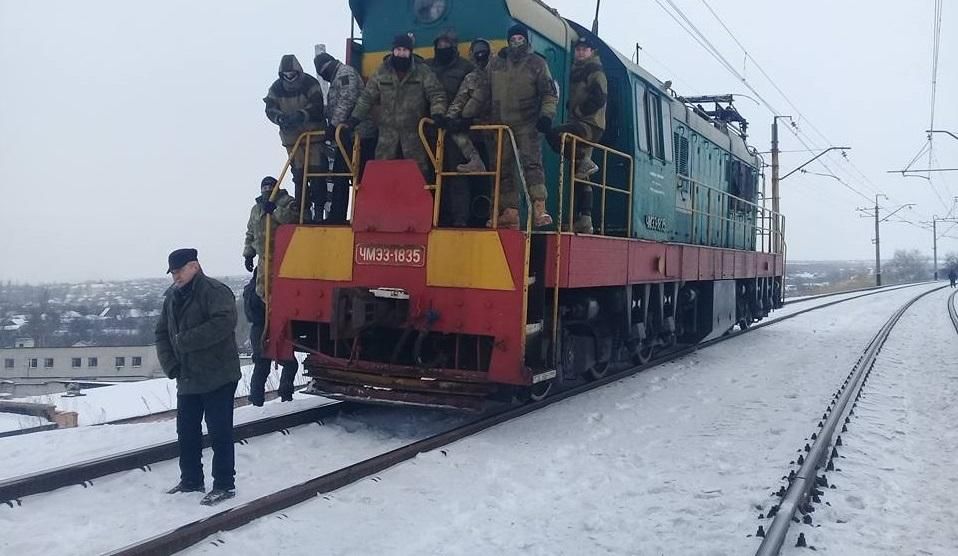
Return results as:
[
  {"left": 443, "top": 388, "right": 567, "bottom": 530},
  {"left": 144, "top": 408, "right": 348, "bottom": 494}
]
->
[
  {"left": 278, "top": 359, "right": 298, "bottom": 402},
  {"left": 200, "top": 488, "right": 236, "bottom": 506},
  {"left": 167, "top": 482, "right": 205, "bottom": 494},
  {"left": 247, "top": 357, "right": 270, "bottom": 406}
]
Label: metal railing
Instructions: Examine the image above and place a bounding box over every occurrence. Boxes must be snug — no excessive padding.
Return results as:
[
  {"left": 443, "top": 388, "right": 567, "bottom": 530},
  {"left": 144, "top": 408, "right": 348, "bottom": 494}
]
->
[
  {"left": 262, "top": 127, "right": 360, "bottom": 318},
  {"left": 677, "top": 174, "right": 786, "bottom": 255},
  {"left": 557, "top": 132, "right": 635, "bottom": 236},
  {"left": 417, "top": 118, "right": 533, "bottom": 231}
]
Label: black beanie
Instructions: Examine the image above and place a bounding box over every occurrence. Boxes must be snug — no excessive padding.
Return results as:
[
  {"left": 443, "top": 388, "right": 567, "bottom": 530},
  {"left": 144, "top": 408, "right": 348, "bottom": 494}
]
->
[
  {"left": 507, "top": 23, "right": 529, "bottom": 40},
  {"left": 392, "top": 33, "right": 414, "bottom": 50},
  {"left": 261, "top": 176, "right": 278, "bottom": 188},
  {"left": 313, "top": 52, "right": 335, "bottom": 74}
]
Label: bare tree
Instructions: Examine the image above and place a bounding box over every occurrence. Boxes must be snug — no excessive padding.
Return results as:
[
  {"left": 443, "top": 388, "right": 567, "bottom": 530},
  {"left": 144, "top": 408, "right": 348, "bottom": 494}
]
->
[{"left": 884, "top": 249, "right": 929, "bottom": 284}]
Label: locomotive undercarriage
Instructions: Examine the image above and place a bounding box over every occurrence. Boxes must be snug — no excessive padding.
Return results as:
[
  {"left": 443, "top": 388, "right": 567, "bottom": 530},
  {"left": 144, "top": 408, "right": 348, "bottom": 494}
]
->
[
  {"left": 541, "top": 276, "right": 783, "bottom": 400},
  {"left": 291, "top": 273, "right": 783, "bottom": 411}
]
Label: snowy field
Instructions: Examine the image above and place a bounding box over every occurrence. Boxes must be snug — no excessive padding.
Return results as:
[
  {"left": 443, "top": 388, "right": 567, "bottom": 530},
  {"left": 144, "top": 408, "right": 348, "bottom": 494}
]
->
[
  {"left": 0, "top": 283, "right": 947, "bottom": 555},
  {"left": 179, "top": 284, "right": 942, "bottom": 555},
  {"left": 782, "top": 287, "right": 958, "bottom": 554}
]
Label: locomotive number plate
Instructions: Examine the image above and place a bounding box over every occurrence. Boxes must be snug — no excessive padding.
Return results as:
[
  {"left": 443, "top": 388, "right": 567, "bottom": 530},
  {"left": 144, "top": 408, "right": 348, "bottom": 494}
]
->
[{"left": 355, "top": 244, "right": 426, "bottom": 267}]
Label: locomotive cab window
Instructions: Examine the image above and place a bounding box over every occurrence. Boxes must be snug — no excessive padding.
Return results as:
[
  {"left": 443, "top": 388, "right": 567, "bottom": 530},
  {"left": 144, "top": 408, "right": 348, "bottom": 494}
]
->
[{"left": 634, "top": 82, "right": 649, "bottom": 154}]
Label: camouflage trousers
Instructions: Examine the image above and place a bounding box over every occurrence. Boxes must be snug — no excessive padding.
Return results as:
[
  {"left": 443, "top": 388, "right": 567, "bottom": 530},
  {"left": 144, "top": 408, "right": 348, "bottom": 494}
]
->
[
  {"left": 497, "top": 123, "right": 547, "bottom": 210},
  {"left": 375, "top": 126, "right": 433, "bottom": 181},
  {"left": 450, "top": 132, "right": 479, "bottom": 161},
  {"left": 548, "top": 121, "right": 604, "bottom": 215}
]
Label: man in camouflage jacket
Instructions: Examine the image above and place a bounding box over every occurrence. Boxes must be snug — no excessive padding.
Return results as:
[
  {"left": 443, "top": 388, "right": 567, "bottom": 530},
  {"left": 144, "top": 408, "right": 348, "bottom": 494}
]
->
[
  {"left": 488, "top": 24, "right": 558, "bottom": 229},
  {"left": 549, "top": 36, "right": 608, "bottom": 234},
  {"left": 314, "top": 52, "right": 373, "bottom": 223},
  {"left": 243, "top": 176, "right": 299, "bottom": 298},
  {"left": 347, "top": 34, "right": 447, "bottom": 180},
  {"left": 264, "top": 55, "right": 326, "bottom": 221}
]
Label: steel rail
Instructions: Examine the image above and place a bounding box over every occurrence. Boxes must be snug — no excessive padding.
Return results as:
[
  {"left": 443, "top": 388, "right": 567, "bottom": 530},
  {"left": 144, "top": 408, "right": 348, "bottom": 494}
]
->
[
  {"left": 783, "top": 281, "right": 929, "bottom": 306},
  {"left": 103, "top": 284, "right": 940, "bottom": 556},
  {"left": 755, "top": 285, "right": 946, "bottom": 555},
  {"left": 949, "top": 289, "right": 958, "bottom": 334},
  {"left": 0, "top": 402, "right": 349, "bottom": 504}
]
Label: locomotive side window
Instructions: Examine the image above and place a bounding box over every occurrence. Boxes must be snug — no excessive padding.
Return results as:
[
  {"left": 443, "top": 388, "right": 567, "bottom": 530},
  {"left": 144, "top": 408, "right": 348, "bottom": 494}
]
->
[
  {"left": 660, "top": 97, "right": 673, "bottom": 162},
  {"left": 634, "top": 82, "right": 649, "bottom": 153},
  {"left": 644, "top": 89, "right": 665, "bottom": 160}
]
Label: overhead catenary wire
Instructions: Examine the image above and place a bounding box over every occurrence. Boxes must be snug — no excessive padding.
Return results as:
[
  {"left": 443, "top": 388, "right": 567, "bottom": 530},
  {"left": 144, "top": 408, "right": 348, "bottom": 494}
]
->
[
  {"left": 692, "top": 0, "right": 941, "bottom": 218},
  {"left": 655, "top": 0, "right": 880, "bottom": 207}
]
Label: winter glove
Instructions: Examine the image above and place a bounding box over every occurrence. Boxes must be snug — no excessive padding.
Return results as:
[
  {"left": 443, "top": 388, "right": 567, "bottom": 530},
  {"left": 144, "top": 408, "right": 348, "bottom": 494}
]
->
[
  {"left": 244, "top": 256, "right": 255, "bottom": 273},
  {"left": 432, "top": 114, "right": 449, "bottom": 129},
  {"left": 274, "top": 113, "right": 288, "bottom": 126},
  {"left": 536, "top": 116, "right": 553, "bottom": 134},
  {"left": 343, "top": 116, "right": 361, "bottom": 129},
  {"left": 263, "top": 200, "right": 277, "bottom": 214},
  {"left": 284, "top": 110, "right": 306, "bottom": 127}
]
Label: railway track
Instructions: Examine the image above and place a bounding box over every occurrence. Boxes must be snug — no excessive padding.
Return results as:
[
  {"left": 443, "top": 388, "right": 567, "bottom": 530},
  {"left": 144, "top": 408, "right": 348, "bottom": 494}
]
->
[
  {"left": 96, "top": 284, "right": 940, "bottom": 555},
  {"left": 753, "top": 285, "right": 947, "bottom": 555},
  {"left": 0, "top": 402, "right": 350, "bottom": 504},
  {"left": 948, "top": 288, "right": 958, "bottom": 334},
  {"left": 782, "top": 281, "right": 927, "bottom": 306}
]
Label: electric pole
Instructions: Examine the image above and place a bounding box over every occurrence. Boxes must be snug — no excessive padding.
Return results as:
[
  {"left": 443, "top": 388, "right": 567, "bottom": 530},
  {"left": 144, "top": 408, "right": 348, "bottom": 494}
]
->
[
  {"left": 770, "top": 116, "right": 791, "bottom": 253},
  {"left": 858, "top": 196, "right": 915, "bottom": 286},
  {"left": 923, "top": 212, "right": 958, "bottom": 280},
  {"left": 874, "top": 195, "right": 882, "bottom": 286}
]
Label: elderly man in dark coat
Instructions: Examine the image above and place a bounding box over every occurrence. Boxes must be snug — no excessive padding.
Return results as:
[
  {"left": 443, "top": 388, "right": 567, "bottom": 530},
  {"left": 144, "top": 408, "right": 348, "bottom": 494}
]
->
[{"left": 155, "top": 248, "right": 242, "bottom": 506}]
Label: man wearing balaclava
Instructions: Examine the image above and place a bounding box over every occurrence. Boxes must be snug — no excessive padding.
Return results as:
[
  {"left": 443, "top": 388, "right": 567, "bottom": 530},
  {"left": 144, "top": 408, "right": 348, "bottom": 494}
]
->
[
  {"left": 313, "top": 51, "right": 374, "bottom": 223},
  {"left": 346, "top": 33, "right": 448, "bottom": 180},
  {"left": 488, "top": 23, "right": 558, "bottom": 229},
  {"left": 426, "top": 29, "right": 475, "bottom": 227},
  {"left": 263, "top": 55, "right": 327, "bottom": 222}
]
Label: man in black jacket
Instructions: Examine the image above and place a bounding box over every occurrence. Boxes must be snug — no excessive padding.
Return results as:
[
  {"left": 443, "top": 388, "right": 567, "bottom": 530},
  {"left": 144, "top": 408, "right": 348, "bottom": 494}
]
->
[{"left": 155, "top": 248, "right": 242, "bottom": 506}]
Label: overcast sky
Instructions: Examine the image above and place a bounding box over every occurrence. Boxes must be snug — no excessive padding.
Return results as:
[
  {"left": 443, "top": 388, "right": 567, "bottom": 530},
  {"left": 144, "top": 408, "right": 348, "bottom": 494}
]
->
[{"left": 1, "top": 0, "right": 955, "bottom": 283}]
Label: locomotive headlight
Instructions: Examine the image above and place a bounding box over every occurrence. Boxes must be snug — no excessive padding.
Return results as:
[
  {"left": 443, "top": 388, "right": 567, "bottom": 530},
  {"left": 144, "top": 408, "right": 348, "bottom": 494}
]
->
[{"left": 413, "top": 0, "right": 448, "bottom": 23}]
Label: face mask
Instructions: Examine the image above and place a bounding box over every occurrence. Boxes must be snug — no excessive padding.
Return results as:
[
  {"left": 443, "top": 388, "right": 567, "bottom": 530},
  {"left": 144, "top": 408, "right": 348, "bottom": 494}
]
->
[
  {"left": 508, "top": 36, "right": 526, "bottom": 48},
  {"left": 473, "top": 50, "right": 490, "bottom": 68},
  {"left": 280, "top": 71, "right": 298, "bottom": 82},
  {"left": 435, "top": 46, "right": 456, "bottom": 65},
  {"left": 392, "top": 55, "right": 412, "bottom": 72}
]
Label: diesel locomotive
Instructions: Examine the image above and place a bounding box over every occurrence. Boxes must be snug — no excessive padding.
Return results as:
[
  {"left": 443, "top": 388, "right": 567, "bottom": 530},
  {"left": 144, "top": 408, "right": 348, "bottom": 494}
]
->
[{"left": 262, "top": 0, "right": 786, "bottom": 410}]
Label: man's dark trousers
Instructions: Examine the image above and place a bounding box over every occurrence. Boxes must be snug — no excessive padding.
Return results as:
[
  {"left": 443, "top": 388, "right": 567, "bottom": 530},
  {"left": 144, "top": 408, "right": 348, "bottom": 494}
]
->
[{"left": 176, "top": 380, "right": 239, "bottom": 490}]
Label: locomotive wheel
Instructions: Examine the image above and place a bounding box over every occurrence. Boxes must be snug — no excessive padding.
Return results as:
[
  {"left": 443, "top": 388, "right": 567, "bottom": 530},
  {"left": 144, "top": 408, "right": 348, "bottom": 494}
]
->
[
  {"left": 587, "top": 361, "right": 609, "bottom": 380},
  {"left": 528, "top": 380, "right": 553, "bottom": 401},
  {"left": 632, "top": 344, "right": 654, "bottom": 365}
]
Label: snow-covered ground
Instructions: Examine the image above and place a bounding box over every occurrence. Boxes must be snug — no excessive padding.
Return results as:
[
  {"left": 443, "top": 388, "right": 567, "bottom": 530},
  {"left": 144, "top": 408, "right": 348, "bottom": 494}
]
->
[
  {"left": 174, "top": 284, "right": 941, "bottom": 556},
  {"left": 782, "top": 286, "right": 958, "bottom": 554},
  {"left": 0, "top": 413, "right": 49, "bottom": 434},
  {"left": 0, "top": 283, "right": 945, "bottom": 555},
  {"left": 0, "top": 395, "right": 335, "bottom": 481},
  {"left": 17, "top": 357, "right": 309, "bottom": 425},
  {"left": 0, "top": 405, "right": 467, "bottom": 555}
]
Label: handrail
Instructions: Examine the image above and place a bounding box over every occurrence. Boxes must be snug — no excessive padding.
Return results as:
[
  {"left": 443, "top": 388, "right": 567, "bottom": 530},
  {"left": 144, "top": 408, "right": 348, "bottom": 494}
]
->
[
  {"left": 262, "top": 126, "right": 360, "bottom": 344},
  {"left": 677, "top": 173, "right": 785, "bottom": 255},
  {"left": 551, "top": 133, "right": 635, "bottom": 367},
  {"left": 417, "top": 118, "right": 532, "bottom": 232},
  {"left": 558, "top": 132, "right": 635, "bottom": 236}
]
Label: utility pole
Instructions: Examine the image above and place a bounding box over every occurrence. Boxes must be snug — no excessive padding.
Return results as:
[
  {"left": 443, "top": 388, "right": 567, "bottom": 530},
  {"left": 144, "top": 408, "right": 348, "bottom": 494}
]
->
[
  {"left": 770, "top": 116, "right": 791, "bottom": 253},
  {"left": 874, "top": 195, "right": 882, "bottom": 286},
  {"left": 858, "top": 196, "right": 915, "bottom": 286},
  {"left": 924, "top": 211, "right": 958, "bottom": 280}
]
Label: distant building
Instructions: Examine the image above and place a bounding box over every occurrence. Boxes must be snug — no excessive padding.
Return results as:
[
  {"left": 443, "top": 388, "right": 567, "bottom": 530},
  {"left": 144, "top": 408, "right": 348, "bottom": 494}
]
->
[{"left": 0, "top": 344, "right": 163, "bottom": 387}]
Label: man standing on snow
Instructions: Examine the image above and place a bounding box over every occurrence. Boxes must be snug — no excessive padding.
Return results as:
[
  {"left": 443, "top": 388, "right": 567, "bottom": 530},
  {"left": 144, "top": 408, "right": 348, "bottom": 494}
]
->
[{"left": 155, "top": 248, "right": 241, "bottom": 506}]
